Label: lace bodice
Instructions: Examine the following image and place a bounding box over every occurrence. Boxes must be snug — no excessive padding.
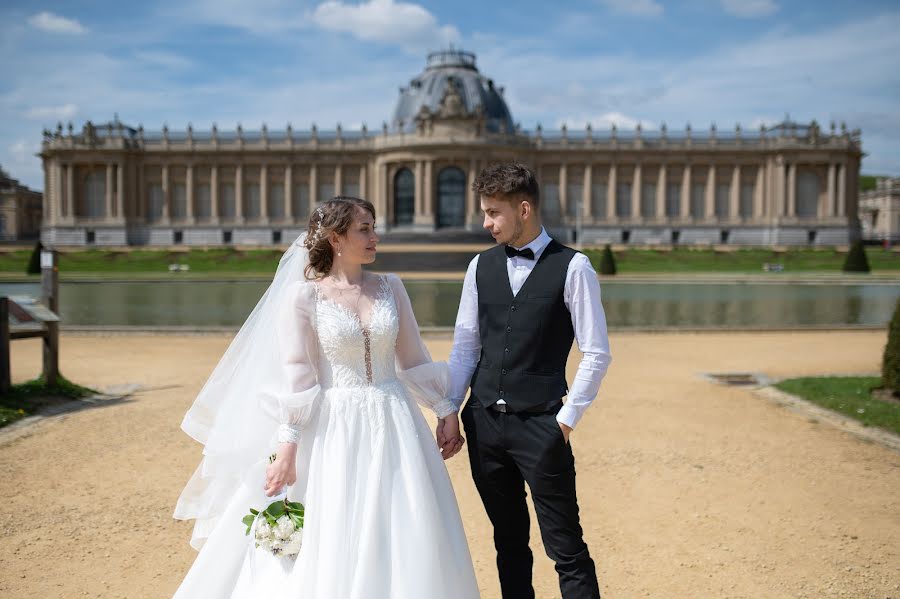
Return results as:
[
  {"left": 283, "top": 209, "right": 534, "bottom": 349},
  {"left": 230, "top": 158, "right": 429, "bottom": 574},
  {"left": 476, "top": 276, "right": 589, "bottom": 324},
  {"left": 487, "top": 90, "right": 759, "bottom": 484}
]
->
[
  {"left": 266, "top": 273, "right": 457, "bottom": 441},
  {"left": 313, "top": 275, "right": 399, "bottom": 388}
]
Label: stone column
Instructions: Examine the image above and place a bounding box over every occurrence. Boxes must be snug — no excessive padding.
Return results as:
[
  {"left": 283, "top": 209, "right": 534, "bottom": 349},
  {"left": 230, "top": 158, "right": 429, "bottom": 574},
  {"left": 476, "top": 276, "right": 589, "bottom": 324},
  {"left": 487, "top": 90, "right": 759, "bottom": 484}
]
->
[
  {"left": 730, "top": 165, "right": 741, "bottom": 219},
  {"left": 137, "top": 163, "right": 145, "bottom": 222},
  {"left": 787, "top": 163, "right": 796, "bottom": 217},
  {"left": 210, "top": 165, "right": 219, "bottom": 223},
  {"left": 414, "top": 161, "right": 423, "bottom": 217},
  {"left": 309, "top": 164, "right": 318, "bottom": 206},
  {"left": 67, "top": 163, "right": 74, "bottom": 220},
  {"left": 52, "top": 161, "right": 63, "bottom": 223},
  {"left": 285, "top": 164, "right": 293, "bottom": 221},
  {"left": 559, "top": 164, "right": 568, "bottom": 218},
  {"left": 117, "top": 161, "right": 125, "bottom": 222},
  {"left": 379, "top": 162, "right": 389, "bottom": 226},
  {"left": 704, "top": 164, "right": 716, "bottom": 218},
  {"left": 631, "top": 163, "right": 642, "bottom": 218},
  {"left": 161, "top": 164, "right": 170, "bottom": 222},
  {"left": 680, "top": 164, "right": 691, "bottom": 219},
  {"left": 235, "top": 164, "right": 243, "bottom": 221},
  {"left": 754, "top": 165, "right": 765, "bottom": 218},
  {"left": 837, "top": 163, "right": 846, "bottom": 217},
  {"left": 606, "top": 164, "right": 616, "bottom": 220},
  {"left": 467, "top": 159, "right": 478, "bottom": 225},
  {"left": 827, "top": 163, "right": 836, "bottom": 217},
  {"left": 775, "top": 157, "right": 786, "bottom": 218},
  {"left": 424, "top": 160, "right": 434, "bottom": 218},
  {"left": 656, "top": 163, "right": 667, "bottom": 220},
  {"left": 334, "top": 163, "right": 342, "bottom": 197},
  {"left": 105, "top": 163, "right": 114, "bottom": 219},
  {"left": 186, "top": 164, "right": 195, "bottom": 223},
  {"left": 359, "top": 164, "right": 367, "bottom": 199},
  {"left": 583, "top": 164, "right": 593, "bottom": 219},
  {"left": 260, "top": 164, "right": 269, "bottom": 221}
]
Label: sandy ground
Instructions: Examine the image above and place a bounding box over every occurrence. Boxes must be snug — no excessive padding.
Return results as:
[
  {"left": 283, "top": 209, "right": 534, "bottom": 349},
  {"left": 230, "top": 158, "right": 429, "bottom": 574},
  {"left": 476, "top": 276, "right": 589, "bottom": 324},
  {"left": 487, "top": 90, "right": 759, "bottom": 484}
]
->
[{"left": 0, "top": 330, "right": 898, "bottom": 599}]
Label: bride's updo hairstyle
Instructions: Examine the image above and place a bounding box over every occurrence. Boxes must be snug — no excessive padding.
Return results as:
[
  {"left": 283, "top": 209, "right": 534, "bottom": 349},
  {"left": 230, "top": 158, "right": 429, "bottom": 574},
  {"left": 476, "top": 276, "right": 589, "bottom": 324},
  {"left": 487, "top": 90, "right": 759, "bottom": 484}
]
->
[{"left": 303, "top": 196, "right": 376, "bottom": 279}]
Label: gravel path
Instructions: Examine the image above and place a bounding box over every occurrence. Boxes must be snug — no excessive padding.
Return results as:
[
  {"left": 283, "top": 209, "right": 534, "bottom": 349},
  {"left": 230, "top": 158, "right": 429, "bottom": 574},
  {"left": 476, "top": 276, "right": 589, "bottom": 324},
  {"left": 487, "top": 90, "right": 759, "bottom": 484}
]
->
[{"left": 0, "top": 331, "right": 897, "bottom": 599}]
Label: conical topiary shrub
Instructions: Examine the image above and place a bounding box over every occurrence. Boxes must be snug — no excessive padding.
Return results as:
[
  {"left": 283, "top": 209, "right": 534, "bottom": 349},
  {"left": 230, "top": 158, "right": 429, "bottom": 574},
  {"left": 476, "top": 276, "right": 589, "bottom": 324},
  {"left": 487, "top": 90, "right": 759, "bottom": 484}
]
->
[
  {"left": 882, "top": 298, "right": 900, "bottom": 396},
  {"left": 599, "top": 244, "right": 617, "bottom": 275},
  {"left": 842, "top": 240, "right": 870, "bottom": 273},
  {"left": 26, "top": 241, "right": 43, "bottom": 275}
]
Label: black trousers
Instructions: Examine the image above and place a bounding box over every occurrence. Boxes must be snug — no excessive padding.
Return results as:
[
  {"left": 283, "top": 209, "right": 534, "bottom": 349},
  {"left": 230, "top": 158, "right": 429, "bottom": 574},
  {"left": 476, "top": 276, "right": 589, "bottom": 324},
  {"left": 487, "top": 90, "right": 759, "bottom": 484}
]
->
[{"left": 460, "top": 399, "right": 601, "bottom": 599}]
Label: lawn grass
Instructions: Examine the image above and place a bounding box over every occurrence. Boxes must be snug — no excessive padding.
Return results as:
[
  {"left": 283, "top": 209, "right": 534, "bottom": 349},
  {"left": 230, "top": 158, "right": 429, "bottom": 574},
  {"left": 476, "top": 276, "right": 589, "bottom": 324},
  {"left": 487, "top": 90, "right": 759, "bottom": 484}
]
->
[
  {"left": 0, "top": 375, "right": 98, "bottom": 429},
  {"left": 774, "top": 376, "right": 900, "bottom": 436},
  {"left": 0, "top": 246, "right": 897, "bottom": 276}
]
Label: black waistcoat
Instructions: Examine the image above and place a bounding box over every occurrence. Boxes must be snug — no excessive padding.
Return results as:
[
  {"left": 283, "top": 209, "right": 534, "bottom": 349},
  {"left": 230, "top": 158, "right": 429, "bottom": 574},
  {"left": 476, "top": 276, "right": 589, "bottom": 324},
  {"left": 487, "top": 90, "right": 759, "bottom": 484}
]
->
[{"left": 470, "top": 239, "right": 577, "bottom": 410}]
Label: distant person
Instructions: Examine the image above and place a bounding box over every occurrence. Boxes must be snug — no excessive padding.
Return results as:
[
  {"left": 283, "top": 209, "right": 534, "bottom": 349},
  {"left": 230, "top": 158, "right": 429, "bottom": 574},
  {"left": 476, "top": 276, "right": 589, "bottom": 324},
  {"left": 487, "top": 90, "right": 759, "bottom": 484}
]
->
[
  {"left": 445, "top": 162, "right": 612, "bottom": 599},
  {"left": 172, "top": 197, "right": 479, "bottom": 598}
]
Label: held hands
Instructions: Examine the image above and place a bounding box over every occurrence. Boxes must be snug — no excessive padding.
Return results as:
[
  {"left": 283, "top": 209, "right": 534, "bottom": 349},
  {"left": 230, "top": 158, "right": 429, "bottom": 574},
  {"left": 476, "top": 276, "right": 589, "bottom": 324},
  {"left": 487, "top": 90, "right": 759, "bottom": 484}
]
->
[
  {"left": 436, "top": 414, "right": 465, "bottom": 461},
  {"left": 264, "top": 442, "right": 298, "bottom": 497}
]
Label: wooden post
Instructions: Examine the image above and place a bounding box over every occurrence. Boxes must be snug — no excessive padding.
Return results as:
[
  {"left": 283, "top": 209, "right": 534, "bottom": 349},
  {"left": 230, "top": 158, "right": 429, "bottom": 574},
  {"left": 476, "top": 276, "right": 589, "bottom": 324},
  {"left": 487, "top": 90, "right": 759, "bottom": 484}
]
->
[
  {"left": 40, "top": 250, "right": 59, "bottom": 387},
  {"left": 0, "top": 297, "right": 9, "bottom": 393}
]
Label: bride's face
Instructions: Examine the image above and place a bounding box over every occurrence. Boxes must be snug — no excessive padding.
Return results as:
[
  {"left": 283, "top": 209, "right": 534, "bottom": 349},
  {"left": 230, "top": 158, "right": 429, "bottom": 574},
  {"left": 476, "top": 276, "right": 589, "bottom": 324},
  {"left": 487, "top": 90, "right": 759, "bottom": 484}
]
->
[{"left": 333, "top": 207, "right": 379, "bottom": 265}]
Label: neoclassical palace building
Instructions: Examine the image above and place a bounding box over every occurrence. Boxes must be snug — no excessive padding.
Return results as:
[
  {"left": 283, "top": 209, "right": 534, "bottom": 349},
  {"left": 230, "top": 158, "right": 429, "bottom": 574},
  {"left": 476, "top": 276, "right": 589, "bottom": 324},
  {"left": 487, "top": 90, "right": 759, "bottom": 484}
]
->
[{"left": 40, "top": 50, "right": 863, "bottom": 247}]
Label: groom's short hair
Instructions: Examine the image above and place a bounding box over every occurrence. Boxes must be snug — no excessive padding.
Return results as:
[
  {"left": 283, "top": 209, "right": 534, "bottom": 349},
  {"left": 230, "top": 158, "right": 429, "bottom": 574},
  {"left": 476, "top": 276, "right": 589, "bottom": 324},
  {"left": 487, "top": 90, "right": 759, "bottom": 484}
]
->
[{"left": 473, "top": 162, "right": 540, "bottom": 208}]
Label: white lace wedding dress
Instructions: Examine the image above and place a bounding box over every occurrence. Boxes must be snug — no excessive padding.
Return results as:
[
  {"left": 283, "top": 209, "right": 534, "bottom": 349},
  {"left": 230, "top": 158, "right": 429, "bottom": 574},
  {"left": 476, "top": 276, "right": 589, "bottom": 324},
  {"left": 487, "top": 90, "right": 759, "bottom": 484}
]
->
[{"left": 173, "top": 273, "right": 480, "bottom": 598}]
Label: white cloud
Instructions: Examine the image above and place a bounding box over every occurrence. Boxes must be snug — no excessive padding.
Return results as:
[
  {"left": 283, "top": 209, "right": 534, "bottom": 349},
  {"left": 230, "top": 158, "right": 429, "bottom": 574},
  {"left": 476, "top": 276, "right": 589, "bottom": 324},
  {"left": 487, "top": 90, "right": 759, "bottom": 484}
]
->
[
  {"left": 27, "top": 11, "right": 87, "bottom": 34},
  {"left": 312, "top": 0, "right": 460, "bottom": 51},
  {"left": 24, "top": 104, "right": 78, "bottom": 121},
  {"left": 598, "top": 0, "right": 663, "bottom": 18},
  {"left": 135, "top": 51, "right": 193, "bottom": 70},
  {"left": 557, "top": 112, "right": 644, "bottom": 129},
  {"left": 721, "top": 0, "right": 779, "bottom": 18}
]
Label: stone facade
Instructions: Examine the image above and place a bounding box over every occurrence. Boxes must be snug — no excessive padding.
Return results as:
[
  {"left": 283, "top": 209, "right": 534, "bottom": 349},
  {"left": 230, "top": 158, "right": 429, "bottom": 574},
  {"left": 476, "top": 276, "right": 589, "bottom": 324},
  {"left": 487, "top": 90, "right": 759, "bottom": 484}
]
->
[
  {"left": 0, "top": 168, "right": 43, "bottom": 242},
  {"left": 39, "top": 50, "right": 863, "bottom": 247},
  {"left": 859, "top": 177, "right": 900, "bottom": 243}
]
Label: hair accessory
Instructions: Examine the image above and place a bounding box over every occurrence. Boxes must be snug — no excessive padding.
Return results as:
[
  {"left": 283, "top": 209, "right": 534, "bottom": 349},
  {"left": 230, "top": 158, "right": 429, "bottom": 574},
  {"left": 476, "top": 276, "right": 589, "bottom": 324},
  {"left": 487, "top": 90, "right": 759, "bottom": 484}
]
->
[{"left": 306, "top": 205, "right": 327, "bottom": 248}]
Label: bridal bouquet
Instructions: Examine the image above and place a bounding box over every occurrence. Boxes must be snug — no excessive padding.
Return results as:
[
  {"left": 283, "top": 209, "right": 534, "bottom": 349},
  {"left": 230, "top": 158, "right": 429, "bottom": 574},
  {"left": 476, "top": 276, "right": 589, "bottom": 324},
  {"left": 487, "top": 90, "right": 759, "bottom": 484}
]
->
[
  {"left": 243, "top": 497, "right": 305, "bottom": 558},
  {"left": 242, "top": 454, "right": 305, "bottom": 558}
]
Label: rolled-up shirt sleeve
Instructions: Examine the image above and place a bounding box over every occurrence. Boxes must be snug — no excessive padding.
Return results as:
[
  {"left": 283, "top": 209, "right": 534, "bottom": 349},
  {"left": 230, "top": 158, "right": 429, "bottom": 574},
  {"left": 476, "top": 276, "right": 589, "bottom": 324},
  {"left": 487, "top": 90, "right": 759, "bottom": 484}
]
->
[
  {"left": 448, "top": 256, "right": 481, "bottom": 410},
  {"left": 556, "top": 253, "right": 612, "bottom": 429}
]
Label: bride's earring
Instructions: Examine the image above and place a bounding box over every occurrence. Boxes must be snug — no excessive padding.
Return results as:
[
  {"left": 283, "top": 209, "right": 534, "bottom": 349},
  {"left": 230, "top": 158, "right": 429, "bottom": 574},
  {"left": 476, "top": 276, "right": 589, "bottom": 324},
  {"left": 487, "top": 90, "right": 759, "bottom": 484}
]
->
[{"left": 337, "top": 245, "right": 342, "bottom": 257}]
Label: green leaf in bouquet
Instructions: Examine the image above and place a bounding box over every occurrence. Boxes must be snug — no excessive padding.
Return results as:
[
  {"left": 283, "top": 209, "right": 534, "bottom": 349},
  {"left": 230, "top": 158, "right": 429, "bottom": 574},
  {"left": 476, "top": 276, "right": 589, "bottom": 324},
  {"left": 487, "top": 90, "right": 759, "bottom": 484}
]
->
[
  {"left": 242, "top": 514, "right": 256, "bottom": 535},
  {"left": 266, "top": 501, "right": 286, "bottom": 517},
  {"left": 249, "top": 508, "right": 259, "bottom": 515}
]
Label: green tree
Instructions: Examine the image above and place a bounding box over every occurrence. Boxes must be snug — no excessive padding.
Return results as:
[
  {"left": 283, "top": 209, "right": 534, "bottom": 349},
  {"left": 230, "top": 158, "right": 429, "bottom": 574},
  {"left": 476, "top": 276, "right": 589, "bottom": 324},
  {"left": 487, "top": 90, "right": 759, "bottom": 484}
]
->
[
  {"left": 599, "top": 244, "right": 617, "bottom": 275},
  {"left": 842, "top": 240, "right": 870, "bottom": 273},
  {"left": 882, "top": 298, "right": 900, "bottom": 396}
]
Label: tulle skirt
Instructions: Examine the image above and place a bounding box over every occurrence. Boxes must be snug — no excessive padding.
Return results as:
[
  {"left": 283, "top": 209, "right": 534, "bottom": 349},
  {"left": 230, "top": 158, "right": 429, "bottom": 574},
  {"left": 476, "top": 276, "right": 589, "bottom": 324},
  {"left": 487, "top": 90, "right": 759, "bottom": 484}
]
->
[{"left": 173, "top": 380, "right": 480, "bottom": 599}]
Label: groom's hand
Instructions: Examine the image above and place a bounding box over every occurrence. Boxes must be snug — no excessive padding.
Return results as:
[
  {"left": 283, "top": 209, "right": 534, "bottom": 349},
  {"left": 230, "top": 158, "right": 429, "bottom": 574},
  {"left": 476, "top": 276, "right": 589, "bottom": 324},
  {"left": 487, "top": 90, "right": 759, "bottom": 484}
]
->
[
  {"left": 558, "top": 422, "right": 572, "bottom": 444},
  {"left": 437, "top": 414, "right": 465, "bottom": 460}
]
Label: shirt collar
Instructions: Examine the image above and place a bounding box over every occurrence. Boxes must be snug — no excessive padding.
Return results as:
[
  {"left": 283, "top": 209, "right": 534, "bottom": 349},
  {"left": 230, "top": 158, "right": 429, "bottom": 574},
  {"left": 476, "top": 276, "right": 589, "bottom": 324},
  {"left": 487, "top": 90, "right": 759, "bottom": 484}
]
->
[{"left": 510, "top": 227, "right": 552, "bottom": 259}]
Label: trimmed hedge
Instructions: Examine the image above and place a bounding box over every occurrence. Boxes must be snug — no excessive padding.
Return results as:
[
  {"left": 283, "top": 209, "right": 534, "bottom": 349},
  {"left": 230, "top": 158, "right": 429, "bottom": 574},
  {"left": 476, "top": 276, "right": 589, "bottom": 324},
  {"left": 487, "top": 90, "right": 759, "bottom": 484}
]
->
[
  {"left": 883, "top": 298, "right": 900, "bottom": 396},
  {"left": 842, "top": 240, "right": 871, "bottom": 273},
  {"left": 599, "top": 244, "right": 617, "bottom": 275}
]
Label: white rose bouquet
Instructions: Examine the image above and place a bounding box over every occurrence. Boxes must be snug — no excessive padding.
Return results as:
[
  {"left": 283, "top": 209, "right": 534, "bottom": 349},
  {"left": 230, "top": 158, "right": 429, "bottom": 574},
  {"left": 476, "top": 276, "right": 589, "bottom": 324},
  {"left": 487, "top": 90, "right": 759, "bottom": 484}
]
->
[
  {"left": 243, "top": 497, "right": 305, "bottom": 559},
  {"left": 241, "top": 453, "right": 305, "bottom": 559}
]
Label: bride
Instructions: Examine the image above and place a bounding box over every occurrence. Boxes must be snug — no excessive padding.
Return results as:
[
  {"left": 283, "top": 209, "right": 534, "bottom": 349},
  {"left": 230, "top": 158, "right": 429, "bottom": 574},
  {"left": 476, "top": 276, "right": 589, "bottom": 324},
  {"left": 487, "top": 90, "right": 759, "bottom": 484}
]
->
[{"left": 172, "top": 196, "right": 481, "bottom": 598}]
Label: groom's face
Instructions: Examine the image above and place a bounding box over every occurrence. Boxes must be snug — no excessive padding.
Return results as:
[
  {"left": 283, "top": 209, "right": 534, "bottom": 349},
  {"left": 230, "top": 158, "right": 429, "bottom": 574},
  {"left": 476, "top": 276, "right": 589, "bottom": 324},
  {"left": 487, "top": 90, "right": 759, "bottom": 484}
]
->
[{"left": 481, "top": 194, "right": 525, "bottom": 246}]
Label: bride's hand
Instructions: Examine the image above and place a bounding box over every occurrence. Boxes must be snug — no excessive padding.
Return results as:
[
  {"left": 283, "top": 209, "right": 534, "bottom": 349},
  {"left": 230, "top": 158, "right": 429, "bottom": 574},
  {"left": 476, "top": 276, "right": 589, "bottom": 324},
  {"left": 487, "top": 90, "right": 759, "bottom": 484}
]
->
[
  {"left": 264, "top": 442, "right": 298, "bottom": 496},
  {"left": 437, "top": 414, "right": 465, "bottom": 461}
]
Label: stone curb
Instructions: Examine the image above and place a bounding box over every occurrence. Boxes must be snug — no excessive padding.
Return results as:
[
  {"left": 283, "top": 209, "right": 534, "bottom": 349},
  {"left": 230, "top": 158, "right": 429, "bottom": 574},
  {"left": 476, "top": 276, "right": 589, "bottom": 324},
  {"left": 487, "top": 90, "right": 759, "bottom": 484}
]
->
[{"left": 753, "top": 385, "right": 900, "bottom": 454}]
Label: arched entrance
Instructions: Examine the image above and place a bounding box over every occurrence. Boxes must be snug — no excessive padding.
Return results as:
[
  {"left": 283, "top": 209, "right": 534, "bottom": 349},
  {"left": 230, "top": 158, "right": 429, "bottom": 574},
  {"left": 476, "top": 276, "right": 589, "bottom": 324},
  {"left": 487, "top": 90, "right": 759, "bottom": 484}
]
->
[{"left": 437, "top": 167, "right": 466, "bottom": 228}]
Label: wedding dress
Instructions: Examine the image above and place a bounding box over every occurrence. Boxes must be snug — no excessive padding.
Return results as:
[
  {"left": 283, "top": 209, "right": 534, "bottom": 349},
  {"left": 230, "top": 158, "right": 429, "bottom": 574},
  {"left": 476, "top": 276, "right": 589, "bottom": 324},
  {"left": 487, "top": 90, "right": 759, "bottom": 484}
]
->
[{"left": 172, "top": 239, "right": 480, "bottom": 598}]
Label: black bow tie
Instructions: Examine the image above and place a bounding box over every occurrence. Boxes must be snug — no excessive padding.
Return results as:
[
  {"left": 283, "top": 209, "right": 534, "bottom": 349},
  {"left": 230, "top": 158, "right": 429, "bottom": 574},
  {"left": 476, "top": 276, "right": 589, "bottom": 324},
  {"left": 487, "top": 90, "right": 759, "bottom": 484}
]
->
[{"left": 505, "top": 246, "right": 535, "bottom": 260}]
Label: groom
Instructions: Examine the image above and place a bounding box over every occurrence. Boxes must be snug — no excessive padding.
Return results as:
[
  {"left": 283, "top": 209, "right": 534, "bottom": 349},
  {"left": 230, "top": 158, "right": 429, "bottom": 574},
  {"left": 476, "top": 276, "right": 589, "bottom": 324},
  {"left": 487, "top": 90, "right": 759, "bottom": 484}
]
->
[{"left": 441, "top": 162, "right": 612, "bottom": 599}]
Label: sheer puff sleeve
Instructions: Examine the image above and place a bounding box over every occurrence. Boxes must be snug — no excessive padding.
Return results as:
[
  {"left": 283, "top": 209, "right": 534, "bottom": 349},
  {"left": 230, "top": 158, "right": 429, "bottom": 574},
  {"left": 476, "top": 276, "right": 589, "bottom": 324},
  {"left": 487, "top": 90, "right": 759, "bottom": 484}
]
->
[
  {"left": 259, "top": 279, "right": 322, "bottom": 443},
  {"left": 387, "top": 273, "right": 457, "bottom": 419}
]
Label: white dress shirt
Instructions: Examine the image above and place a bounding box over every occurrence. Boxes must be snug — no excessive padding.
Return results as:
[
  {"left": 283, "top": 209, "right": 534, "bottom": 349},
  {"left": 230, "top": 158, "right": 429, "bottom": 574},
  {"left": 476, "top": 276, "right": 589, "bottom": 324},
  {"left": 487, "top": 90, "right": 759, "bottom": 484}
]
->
[{"left": 448, "top": 227, "right": 612, "bottom": 429}]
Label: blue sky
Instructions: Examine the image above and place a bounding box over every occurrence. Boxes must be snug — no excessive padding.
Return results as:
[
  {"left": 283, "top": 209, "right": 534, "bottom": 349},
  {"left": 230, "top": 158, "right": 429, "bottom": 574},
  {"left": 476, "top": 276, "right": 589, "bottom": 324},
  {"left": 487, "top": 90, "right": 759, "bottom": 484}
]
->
[{"left": 2, "top": 0, "right": 899, "bottom": 190}]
